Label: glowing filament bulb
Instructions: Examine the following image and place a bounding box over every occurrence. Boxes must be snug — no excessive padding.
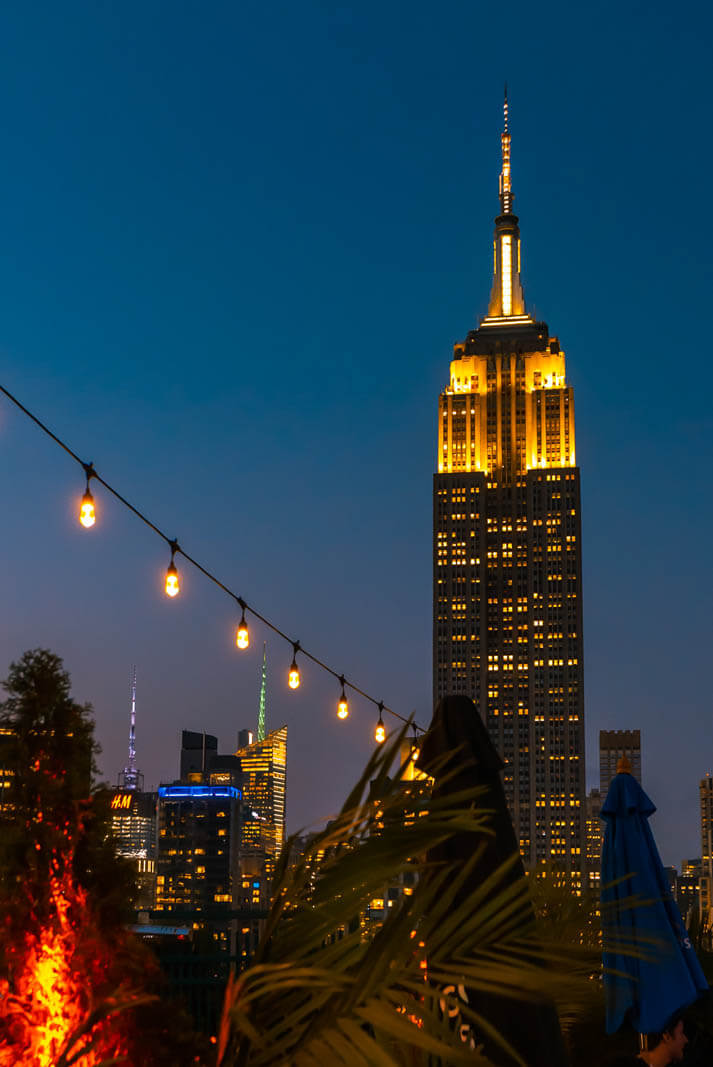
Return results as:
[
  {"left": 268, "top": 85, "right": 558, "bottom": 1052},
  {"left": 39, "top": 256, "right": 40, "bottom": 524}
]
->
[
  {"left": 236, "top": 610, "right": 249, "bottom": 650},
  {"left": 288, "top": 644, "right": 301, "bottom": 689},
  {"left": 79, "top": 489, "right": 95, "bottom": 528},
  {"left": 165, "top": 559, "right": 180, "bottom": 598},
  {"left": 375, "top": 705, "right": 386, "bottom": 744},
  {"left": 337, "top": 680, "right": 349, "bottom": 720}
]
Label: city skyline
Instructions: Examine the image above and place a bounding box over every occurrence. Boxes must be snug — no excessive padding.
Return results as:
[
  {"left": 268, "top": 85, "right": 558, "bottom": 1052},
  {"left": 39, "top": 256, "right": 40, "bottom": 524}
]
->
[{"left": 0, "top": 2, "right": 711, "bottom": 868}]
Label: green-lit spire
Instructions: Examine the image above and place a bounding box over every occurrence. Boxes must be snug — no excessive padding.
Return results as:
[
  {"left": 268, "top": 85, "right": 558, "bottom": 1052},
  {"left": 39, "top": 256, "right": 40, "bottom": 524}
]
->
[{"left": 258, "top": 642, "right": 266, "bottom": 741}]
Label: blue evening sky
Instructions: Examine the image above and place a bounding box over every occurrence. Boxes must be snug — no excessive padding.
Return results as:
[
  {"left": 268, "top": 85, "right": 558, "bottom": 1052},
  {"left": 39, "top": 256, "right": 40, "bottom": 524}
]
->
[{"left": 0, "top": 1, "right": 710, "bottom": 865}]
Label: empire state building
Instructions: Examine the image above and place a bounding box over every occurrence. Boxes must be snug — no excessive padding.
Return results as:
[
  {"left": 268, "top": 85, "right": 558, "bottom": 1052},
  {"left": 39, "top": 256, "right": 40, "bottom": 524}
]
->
[{"left": 433, "top": 96, "right": 585, "bottom": 885}]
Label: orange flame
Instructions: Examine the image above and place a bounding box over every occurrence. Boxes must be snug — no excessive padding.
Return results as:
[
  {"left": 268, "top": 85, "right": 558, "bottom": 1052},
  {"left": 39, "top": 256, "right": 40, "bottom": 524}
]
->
[{"left": 0, "top": 865, "right": 130, "bottom": 1066}]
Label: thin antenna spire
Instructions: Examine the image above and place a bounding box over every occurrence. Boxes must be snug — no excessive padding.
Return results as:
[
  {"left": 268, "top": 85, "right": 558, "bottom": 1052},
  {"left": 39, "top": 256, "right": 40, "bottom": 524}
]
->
[
  {"left": 499, "top": 84, "right": 512, "bottom": 215},
  {"left": 118, "top": 666, "right": 143, "bottom": 791},
  {"left": 258, "top": 642, "right": 267, "bottom": 742},
  {"left": 128, "top": 666, "right": 137, "bottom": 774},
  {"left": 486, "top": 88, "right": 528, "bottom": 321}
]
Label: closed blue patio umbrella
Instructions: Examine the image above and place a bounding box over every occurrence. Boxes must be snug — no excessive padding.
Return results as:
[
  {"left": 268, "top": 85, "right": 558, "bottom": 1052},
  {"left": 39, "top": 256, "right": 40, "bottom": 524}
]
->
[{"left": 601, "top": 758, "right": 707, "bottom": 1036}]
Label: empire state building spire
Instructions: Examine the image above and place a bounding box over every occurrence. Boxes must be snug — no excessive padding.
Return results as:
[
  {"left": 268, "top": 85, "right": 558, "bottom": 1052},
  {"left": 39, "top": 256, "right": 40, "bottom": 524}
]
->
[
  {"left": 500, "top": 85, "right": 512, "bottom": 215},
  {"left": 485, "top": 88, "right": 530, "bottom": 323}
]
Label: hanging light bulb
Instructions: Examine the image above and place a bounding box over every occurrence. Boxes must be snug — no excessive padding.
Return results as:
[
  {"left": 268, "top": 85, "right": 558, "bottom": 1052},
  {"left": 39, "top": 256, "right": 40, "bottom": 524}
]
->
[
  {"left": 165, "top": 542, "right": 180, "bottom": 598},
  {"left": 80, "top": 488, "right": 95, "bottom": 528},
  {"left": 288, "top": 643, "right": 301, "bottom": 689},
  {"left": 165, "top": 562, "right": 180, "bottom": 598},
  {"left": 79, "top": 463, "right": 96, "bottom": 528},
  {"left": 337, "top": 677, "right": 349, "bottom": 720},
  {"left": 374, "top": 703, "right": 386, "bottom": 744},
  {"left": 236, "top": 606, "right": 249, "bottom": 649}
]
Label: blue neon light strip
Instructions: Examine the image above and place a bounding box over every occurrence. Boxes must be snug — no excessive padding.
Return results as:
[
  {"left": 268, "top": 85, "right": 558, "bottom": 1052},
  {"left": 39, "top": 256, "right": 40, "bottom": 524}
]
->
[{"left": 158, "top": 785, "right": 241, "bottom": 799}]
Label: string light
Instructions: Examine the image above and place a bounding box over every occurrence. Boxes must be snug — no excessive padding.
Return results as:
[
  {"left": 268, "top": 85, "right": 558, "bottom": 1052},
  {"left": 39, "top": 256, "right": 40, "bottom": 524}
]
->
[
  {"left": 165, "top": 541, "right": 180, "bottom": 598},
  {"left": 374, "top": 703, "right": 386, "bottom": 744},
  {"left": 0, "top": 380, "right": 427, "bottom": 741},
  {"left": 79, "top": 488, "right": 95, "bottom": 528},
  {"left": 236, "top": 604, "right": 249, "bottom": 650},
  {"left": 79, "top": 463, "right": 96, "bottom": 529},
  {"left": 337, "top": 676, "right": 349, "bottom": 720},
  {"left": 288, "top": 643, "right": 301, "bottom": 690}
]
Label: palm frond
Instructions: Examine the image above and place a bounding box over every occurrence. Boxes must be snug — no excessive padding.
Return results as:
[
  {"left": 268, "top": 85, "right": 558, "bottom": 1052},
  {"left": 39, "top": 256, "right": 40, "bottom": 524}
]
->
[
  {"left": 56, "top": 992, "right": 157, "bottom": 1067},
  {"left": 219, "top": 726, "right": 593, "bottom": 1065}
]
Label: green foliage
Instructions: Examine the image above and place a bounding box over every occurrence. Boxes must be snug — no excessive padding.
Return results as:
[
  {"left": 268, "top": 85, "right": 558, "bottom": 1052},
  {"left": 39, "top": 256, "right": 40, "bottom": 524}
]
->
[
  {"left": 0, "top": 649, "right": 95, "bottom": 862},
  {"left": 218, "top": 730, "right": 594, "bottom": 1066},
  {"left": 0, "top": 649, "right": 134, "bottom": 923}
]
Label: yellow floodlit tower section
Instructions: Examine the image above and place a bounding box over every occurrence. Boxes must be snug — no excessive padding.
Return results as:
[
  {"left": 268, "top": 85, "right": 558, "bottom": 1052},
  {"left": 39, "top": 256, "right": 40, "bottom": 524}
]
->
[
  {"left": 438, "top": 91, "right": 575, "bottom": 479},
  {"left": 433, "top": 93, "right": 585, "bottom": 889}
]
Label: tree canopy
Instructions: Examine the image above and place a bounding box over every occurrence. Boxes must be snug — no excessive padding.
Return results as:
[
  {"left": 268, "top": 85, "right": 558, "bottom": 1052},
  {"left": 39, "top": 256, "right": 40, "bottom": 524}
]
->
[{"left": 0, "top": 648, "right": 132, "bottom": 922}]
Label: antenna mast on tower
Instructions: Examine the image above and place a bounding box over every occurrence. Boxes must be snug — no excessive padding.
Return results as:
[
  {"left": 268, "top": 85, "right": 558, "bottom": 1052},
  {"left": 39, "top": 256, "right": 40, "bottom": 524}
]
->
[
  {"left": 258, "top": 643, "right": 267, "bottom": 742},
  {"left": 128, "top": 666, "right": 137, "bottom": 775},
  {"left": 118, "top": 666, "right": 144, "bottom": 791}
]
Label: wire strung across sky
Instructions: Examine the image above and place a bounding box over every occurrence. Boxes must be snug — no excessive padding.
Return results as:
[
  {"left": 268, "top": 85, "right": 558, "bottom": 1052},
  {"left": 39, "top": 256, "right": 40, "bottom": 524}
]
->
[{"left": 0, "top": 381, "right": 425, "bottom": 738}]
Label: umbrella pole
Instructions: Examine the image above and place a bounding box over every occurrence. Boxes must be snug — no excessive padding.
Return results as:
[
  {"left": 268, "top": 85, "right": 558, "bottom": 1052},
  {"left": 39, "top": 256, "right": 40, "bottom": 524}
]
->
[{"left": 638, "top": 1034, "right": 649, "bottom": 1053}]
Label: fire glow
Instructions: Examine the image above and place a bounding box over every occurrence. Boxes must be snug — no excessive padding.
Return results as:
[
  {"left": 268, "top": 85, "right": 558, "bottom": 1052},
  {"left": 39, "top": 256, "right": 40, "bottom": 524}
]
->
[{"left": 0, "top": 865, "right": 129, "bottom": 1066}]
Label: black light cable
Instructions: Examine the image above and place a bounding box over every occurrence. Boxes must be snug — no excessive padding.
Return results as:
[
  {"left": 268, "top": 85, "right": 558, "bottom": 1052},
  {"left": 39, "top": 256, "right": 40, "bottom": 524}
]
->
[{"left": 0, "top": 381, "right": 425, "bottom": 735}]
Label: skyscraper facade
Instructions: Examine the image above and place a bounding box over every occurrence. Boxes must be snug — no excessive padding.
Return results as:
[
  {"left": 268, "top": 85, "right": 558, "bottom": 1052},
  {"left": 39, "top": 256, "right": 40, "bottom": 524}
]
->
[
  {"left": 433, "top": 96, "right": 585, "bottom": 883},
  {"left": 699, "top": 775, "right": 713, "bottom": 931},
  {"left": 155, "top": 780, "right": 243, "bottom": 917},
  {"left": 110, "top": 789, "right": 157, "bottom": 909},
  {"left": 678, "top": 859, "right": 701, "bottom": 925},
  {"left": 599, "top": 730, "right": 641, "bottom": 795},
  {"left": 584, "top": 788, "right": 603, "bottom": 891},
  {"left": 235, "top": 725, "right": 287, "bottom": 885},
  {"left": 180, "top": 730, "right": 219, "bottom": 780}
]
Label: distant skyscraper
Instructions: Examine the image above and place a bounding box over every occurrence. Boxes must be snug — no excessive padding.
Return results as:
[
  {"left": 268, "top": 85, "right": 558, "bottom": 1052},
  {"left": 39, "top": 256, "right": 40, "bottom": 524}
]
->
[
  {"left": 155, "top": 777, "right": 244, "bottom": 954},
  {"left": 154, "top": 738, "right": 265, "bottom": 967},
  {"left": 678, "top": 858, "right": 701, "bottom": 924},
  {"left": 112, "top": 669, "right": 154, "bottom": 907},
  {"left": 584, "top": 788, "right": 603, "bottom": 891},
  {"left": 109, "top": 788, "right": 157, "bottom": 909},
  {"left": 433, "top": 93, "right": 585, "bottom": 884},
  {"left": 700, "top": 776, "right": 713, "bottom": 929},
  {"left": 235, "top": 725, "right": 287, "bottom": 885},
  {"left": 599, "top": 730, "right": 641, "bottom": 795},
  {"left": 118, "top": 667, "right": 144, "bottom": 791},
  {"left": 180, "top": 729, "right": 218, "bottom": 780}
]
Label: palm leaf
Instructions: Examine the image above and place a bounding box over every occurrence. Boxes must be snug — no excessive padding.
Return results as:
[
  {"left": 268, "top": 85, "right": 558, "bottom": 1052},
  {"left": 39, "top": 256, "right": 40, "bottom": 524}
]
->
[
  {"left": 55, "top": 991, "right": 156, "bottom": 1067},
  {"left": 219, "top": 726, "right": 593, "bottom": 1065}
]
